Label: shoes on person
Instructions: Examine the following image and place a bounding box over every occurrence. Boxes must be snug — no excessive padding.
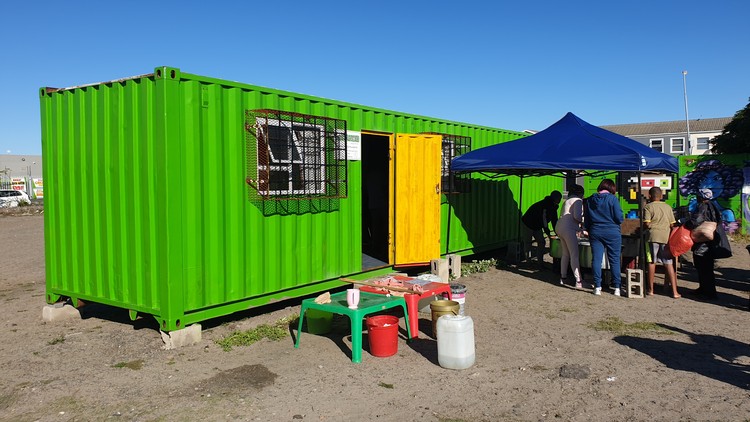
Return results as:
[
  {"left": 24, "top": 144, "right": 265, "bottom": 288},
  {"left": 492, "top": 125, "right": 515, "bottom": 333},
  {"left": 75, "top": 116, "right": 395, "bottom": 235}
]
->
[
  {"left": 559, "top": 279, "right": 565, "bottom": 285},
  {"left": 687, "top": 288, "right": 717, "bottom": 300},
  {"left": 575, "top": 281, "right": 583, "bottom": 289},
  {"left": 613, "top": 288, "right": 621, "bottom": 297},
  {"left": 594, "top": 287, "right": 602, "bottom": 296}
]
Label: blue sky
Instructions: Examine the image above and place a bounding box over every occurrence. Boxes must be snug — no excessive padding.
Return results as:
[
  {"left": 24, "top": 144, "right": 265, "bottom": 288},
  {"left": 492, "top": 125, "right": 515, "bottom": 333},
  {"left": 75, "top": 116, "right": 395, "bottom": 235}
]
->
[{"left": 2, "top": 0, "right": 748, "bottom": 155}]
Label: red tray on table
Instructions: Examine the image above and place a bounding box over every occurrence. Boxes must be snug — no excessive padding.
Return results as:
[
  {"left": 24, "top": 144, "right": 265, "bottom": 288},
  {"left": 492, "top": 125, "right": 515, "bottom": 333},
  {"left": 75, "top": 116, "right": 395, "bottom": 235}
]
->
[{"left": 359, "top": 275, "right": 452, "bottom": 339}]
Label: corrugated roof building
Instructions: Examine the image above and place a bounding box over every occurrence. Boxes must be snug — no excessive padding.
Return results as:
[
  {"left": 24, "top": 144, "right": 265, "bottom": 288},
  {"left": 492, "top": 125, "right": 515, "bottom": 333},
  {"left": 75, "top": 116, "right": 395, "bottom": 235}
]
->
[{"left": 601, "top": 117, "right": 730, "bottom": 156}]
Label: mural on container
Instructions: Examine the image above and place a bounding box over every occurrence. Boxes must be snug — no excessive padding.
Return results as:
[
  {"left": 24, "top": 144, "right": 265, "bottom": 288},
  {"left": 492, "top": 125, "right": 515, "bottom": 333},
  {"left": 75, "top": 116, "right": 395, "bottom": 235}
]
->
[
  {"left": 584, "top": 156, "right": 750, "bottom": 236},
  {"left": 678, "top": 157, "right": 748, "bottom": 235},
  {"left": 625, "top": 173, "right": 674, "bottom": 212},
  {"left": 586, "top": 172, "right": 678, "bottom": 218}
]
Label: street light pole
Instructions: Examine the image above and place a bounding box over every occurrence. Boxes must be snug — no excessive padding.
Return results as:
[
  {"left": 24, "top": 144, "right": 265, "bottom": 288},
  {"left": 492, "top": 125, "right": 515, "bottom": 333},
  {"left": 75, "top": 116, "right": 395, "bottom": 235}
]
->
[{"left": 682, "top": 70, "right": 691, "bottom": 155}]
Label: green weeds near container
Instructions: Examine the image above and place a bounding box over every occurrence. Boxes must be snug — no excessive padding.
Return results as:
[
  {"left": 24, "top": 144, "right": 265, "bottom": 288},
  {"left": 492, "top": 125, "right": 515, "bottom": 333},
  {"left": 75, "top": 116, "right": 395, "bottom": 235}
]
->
[
  {"left": 216, "top": 314, "right": 299, "bottom": 351},
  {"left": 460, "top": 258, "right": 497, "bottom": 276}
]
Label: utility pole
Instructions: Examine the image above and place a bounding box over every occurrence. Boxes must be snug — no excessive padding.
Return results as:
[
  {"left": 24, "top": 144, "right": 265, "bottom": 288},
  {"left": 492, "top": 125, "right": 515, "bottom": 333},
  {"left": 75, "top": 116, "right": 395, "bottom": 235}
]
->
[{"left": 682, "top": 70, "right": 691, "bottom": 155}]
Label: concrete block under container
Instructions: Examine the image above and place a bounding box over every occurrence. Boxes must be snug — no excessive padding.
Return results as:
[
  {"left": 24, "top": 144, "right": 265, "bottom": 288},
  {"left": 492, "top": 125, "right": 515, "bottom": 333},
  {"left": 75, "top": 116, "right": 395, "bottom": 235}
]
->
[
  {"left": 161, "top": 324, "right": 202, "bottom": 350},
  {"left": 431, "top": 258, "right": 450, "bottom": 283},
  {"left": 447, "top": 254, "right": 462, "bottom": 278}
]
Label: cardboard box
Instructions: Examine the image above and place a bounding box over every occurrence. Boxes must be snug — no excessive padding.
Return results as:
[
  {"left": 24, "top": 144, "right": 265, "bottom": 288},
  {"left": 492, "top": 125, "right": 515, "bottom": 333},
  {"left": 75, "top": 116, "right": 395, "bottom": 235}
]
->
[{"left": 621, "top": 219, "right": 642, "bottom": 236}]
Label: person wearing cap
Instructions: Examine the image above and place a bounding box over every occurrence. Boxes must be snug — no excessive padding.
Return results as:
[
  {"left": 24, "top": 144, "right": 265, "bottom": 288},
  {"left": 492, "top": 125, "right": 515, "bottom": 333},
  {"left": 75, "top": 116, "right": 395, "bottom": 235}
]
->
[
  {"left": 522, "top": 190, "right": 562, "bottom": 267},
  {"left": 684, "top": 188, "right": 721, "bottom": 300},
  {"left": 555, "top": 185, "right": 585, "bottom": 287},
  {"left": 584, "top": 179, "right": 624, "bottom": 296}
]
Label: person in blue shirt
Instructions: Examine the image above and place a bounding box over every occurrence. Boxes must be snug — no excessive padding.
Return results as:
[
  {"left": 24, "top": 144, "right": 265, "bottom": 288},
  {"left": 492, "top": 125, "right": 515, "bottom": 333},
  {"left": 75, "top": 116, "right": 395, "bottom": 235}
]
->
[{"left": 584, "top": 179, "right": 624, "bottom": 296}]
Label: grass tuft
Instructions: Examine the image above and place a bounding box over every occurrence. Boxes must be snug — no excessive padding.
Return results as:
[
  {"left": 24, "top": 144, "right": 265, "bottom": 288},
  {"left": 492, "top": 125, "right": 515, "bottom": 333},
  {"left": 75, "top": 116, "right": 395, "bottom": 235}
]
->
[
  {"left": 113, "top": 360, "right": 144, "bottom": 370},
  {"left": 589, "top": 316, "right": 675, "bottom": 336},
  {"left": 47, "top": 335, "right": 65, "bottom": 345},
  {"left": 215, "top": 314, "right": 298, "bottom": 351},
  {"left": 560, "top": 307, "right": 577, "bottom": 313}
]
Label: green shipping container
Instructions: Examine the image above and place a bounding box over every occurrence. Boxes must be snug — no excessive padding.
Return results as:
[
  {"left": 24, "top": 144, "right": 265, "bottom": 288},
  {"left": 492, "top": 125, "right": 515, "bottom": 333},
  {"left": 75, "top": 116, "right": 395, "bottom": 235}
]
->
[{"left": 39, "top": 66, "right": 559, "bottom": 331}]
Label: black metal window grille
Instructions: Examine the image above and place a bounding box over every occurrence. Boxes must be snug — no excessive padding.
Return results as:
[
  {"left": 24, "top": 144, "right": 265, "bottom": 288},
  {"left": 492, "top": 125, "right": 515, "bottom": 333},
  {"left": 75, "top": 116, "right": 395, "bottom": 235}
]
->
[
  {"left": 245, "top": 110, "right": 347, "bottom": 200},
  {"left": 424, "top": 133, "right": 472, "bottom": 193}
]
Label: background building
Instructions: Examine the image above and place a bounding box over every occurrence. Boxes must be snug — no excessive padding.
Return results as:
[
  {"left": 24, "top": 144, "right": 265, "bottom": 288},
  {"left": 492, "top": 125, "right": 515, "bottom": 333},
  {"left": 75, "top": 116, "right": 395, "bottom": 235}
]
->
[
  {"left": 0, "top": 154, "right": 43, "bottom": 180},
  {"left": 0, "top": 154, "right": 43, "bottom": 196},
  {"left": 601, "top": 117, "right": 730, "bottom": 156}
]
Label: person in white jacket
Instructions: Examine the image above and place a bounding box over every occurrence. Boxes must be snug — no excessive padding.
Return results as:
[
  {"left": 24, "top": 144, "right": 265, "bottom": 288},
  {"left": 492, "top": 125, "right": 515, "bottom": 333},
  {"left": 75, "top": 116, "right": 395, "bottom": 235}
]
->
[{"left": 555, "top": 185, "right": 585, "bottom": 288}]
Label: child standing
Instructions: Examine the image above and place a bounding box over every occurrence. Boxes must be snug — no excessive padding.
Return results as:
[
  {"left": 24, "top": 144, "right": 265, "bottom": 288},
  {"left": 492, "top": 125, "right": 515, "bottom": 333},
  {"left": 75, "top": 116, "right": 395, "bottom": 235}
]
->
[{"left": 643, "top": 187, "right": 679, "bottom": 298}]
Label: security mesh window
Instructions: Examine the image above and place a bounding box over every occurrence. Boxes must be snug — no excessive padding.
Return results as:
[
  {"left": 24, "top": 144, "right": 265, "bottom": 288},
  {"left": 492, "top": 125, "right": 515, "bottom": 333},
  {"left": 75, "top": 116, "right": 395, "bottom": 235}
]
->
[
  {"left": 245, "top": 110, "right": 347, "bottom": 199},
  {"left": 424, "top": 133, "right": 472, "bottom": 193},
  {"left": 649, "top": 138, "right": 663, "bottom": 152},
  {"left": 696, "top": 137, "right": 709, "bottom": 151}
]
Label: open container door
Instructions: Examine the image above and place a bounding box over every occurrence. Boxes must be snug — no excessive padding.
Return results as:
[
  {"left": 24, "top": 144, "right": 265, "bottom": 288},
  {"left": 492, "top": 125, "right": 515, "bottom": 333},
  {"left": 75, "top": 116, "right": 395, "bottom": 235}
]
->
[{"left": 393, "top": 133, "right": 442, "bottom": 265}]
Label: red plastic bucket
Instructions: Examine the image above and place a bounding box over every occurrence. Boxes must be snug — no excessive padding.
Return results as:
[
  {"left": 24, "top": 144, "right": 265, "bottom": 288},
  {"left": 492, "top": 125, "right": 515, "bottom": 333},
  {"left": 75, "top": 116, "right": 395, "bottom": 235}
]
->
[{"left": 366, "top": 315, "right": 399, "bottom": 357}]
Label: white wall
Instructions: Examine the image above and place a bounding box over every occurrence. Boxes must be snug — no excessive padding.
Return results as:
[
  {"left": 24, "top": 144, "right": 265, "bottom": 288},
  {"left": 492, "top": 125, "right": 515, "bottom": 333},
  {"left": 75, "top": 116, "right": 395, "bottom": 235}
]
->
[{"left": 0, "top": 154, "right": 43, "bottom": 179}]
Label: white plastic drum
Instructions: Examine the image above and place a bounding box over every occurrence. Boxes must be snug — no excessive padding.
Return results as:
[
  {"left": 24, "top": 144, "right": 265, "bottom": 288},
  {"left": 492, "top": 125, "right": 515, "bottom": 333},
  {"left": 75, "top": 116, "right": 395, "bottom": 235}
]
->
[{"left": 437, "top": 315, "right": 475, "bottom": 370}]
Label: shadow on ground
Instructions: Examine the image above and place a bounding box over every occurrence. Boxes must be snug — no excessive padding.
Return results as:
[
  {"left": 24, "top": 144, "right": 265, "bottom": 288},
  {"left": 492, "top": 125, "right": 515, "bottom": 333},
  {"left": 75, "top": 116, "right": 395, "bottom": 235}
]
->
[{"left": 615, "top": 324, "right": 750, "bottom": 390}]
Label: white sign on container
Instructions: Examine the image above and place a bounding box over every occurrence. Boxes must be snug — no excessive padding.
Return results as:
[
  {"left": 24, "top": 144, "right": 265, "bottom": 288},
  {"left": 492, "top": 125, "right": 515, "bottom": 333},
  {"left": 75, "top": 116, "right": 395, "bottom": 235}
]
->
[{"left": 346, "top": 131, "right": 361, "bottom": 161}]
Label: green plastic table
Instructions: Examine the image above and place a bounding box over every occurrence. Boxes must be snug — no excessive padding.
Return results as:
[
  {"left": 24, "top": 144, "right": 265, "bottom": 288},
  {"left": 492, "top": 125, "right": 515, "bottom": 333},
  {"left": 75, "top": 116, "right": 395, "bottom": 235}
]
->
[{"left": 295, "top": 291, "right": 411, "bottom": 363}]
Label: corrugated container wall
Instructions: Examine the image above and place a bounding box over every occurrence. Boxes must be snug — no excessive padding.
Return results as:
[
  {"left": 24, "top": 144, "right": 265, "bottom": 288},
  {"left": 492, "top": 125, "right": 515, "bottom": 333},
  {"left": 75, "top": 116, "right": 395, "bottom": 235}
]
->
[{"left": 39, "top": 67, "right": 553, "bottom": 331}]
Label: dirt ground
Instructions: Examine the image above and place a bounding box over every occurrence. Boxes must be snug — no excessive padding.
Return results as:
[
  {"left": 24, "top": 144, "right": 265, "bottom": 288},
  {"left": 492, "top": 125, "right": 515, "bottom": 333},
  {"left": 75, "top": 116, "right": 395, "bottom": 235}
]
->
[{"left": 1, "top": 213, "right": 749, "bottom": 422}]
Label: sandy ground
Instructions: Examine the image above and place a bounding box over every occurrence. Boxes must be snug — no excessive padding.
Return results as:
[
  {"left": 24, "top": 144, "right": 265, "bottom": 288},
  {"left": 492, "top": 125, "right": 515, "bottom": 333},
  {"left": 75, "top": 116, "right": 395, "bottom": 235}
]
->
[{"left": 1, "top": 213, "right": 749, "bottom": 422}]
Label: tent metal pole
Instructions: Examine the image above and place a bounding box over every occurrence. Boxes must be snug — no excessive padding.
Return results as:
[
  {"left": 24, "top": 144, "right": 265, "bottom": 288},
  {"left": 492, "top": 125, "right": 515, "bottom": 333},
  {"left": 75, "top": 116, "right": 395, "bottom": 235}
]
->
[
  {"left": 518, "top": 175, "right": 524, "bottom": 258},
  {"left": 445, "top": 195, "right": 452, "bottom": 256},
  {"left": 637, "top": 173, "right": 645, "bottom": 273}
]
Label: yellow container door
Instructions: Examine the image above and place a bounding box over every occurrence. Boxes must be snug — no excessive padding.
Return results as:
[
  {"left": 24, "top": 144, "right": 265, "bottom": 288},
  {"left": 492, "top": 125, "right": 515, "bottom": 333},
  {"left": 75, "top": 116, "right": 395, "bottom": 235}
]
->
[{"left": 393, "top": 134, "right": 442, "bottom": 265}]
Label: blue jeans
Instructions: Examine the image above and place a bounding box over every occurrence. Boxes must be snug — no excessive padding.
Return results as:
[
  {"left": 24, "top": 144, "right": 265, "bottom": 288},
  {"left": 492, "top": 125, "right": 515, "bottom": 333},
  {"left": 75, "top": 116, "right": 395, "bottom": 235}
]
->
[{"left": 589, "top": 228, "right": 621, "bottom": 289}]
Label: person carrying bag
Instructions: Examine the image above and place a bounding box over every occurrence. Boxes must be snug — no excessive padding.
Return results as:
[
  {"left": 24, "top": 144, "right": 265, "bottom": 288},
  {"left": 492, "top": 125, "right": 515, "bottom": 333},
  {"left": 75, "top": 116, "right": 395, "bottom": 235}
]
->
[
  {"left": 690, "top": 220, "right": 717, "bottom": 243},
  {"left": 711, "top": 213, "right": 732, "bottom": 259},
  {"left": 684, "top": 189, "right": 732, "bottom": 300}
]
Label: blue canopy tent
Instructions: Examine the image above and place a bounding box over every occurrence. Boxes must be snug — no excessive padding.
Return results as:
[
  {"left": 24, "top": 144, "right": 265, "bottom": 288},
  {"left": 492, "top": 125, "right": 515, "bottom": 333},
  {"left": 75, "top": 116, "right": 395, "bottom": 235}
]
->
[
  {"left": 452, "top": 112, "right": 678, "bottom": 175},
  {"left": 451, "top": 112, "right": 679, "bottom": 271}
]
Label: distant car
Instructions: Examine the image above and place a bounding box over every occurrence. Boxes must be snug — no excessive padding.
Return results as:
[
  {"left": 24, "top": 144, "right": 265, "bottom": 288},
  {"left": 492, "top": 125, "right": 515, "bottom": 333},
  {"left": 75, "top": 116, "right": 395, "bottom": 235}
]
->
[{"left": 0, "top": 189, "right": 31, "bottom": 208}]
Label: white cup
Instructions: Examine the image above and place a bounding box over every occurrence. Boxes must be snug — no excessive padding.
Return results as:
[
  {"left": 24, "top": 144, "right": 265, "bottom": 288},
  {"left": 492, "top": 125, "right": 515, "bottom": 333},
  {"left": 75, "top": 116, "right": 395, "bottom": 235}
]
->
[{"left": 346, "top": 288, "right": 360, "bottom": 309}]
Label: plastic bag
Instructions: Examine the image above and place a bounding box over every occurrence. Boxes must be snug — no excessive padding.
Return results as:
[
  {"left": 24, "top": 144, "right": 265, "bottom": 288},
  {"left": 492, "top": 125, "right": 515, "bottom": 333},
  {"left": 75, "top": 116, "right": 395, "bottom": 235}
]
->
[
  {"left": 690, "top": 221, "right": 716, "bottom": 243},
  {"left": 667, "top": 226, "right": 693, "bottom": 257},
  {"left": 711, "top": 223, "right": 732, "bottom": 259}
]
